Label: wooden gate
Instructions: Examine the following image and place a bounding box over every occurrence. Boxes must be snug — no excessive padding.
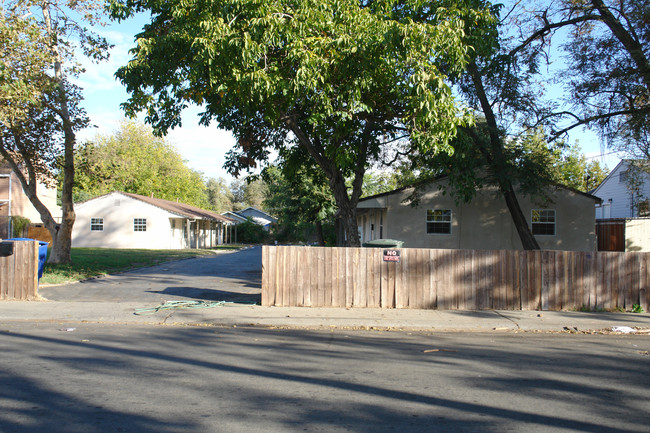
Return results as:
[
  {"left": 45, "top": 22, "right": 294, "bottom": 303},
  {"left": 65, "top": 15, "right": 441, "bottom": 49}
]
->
[{"left": 596, "top": 219, "right": 625, "bottom": 251}]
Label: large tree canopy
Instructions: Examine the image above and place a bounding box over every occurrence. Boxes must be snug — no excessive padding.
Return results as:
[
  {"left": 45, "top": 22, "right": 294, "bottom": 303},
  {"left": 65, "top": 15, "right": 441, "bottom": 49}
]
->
[{"left": 110, "top": 0, "right": 496, "bottom": 246}]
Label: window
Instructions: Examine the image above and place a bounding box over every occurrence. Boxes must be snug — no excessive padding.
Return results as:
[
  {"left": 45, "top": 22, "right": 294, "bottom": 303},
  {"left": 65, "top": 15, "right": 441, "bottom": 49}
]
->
[
  {"left": 90, "top": 218, "right": 103, "bottom": 231},
  {"left": 619, "top": 170, "right": 629, "bottom": 183},
  {"left": 133, "top": 218, "right": 147, "bottom": 232},
  {"left": 426, "top": 209, "right": 452, "bottom": 234},
  {"left": 531, "top": 209, "right": 556, "bottom": 235}
]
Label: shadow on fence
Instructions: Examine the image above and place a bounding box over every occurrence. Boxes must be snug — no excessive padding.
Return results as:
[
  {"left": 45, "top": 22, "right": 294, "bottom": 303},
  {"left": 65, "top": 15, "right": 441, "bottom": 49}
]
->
[{"left": 262, "top": 246, "right": 650, "bottom": 311}]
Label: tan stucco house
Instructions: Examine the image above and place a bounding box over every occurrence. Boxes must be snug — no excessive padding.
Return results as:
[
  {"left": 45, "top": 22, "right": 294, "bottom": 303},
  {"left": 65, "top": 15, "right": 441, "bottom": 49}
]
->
[
  {"left": 72, "top": 191, "right": 235, "bottom": 249},
  {"left": 0, "top": 162, "right": 61, "bottom": 238},
  {"left": 357, "top": 178, "right": 601, "bottom": 251}
]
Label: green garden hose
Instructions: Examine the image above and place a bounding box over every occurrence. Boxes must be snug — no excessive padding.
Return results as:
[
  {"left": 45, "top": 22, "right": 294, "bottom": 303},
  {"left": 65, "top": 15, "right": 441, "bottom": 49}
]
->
[{"left": 134, "top": 300, "right": 231, "bottom": 315}]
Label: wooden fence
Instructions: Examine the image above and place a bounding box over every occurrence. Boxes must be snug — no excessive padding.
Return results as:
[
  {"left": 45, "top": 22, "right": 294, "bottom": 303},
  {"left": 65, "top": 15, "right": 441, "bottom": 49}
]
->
[
  {"left": 262, "top": 246, "right": 650, "bottom": 311},
  {"left": 0, "top": 240, "right": 39, "bottom": 300}
]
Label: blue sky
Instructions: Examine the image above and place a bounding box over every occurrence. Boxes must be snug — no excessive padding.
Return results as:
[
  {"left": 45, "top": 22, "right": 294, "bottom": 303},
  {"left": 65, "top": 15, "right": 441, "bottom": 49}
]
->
[
  {"left": 75, "top": 12, "right": 621, "bottom": 185},
  {"left": 75, "top": 14, "right": 239, "bottom": 183}
]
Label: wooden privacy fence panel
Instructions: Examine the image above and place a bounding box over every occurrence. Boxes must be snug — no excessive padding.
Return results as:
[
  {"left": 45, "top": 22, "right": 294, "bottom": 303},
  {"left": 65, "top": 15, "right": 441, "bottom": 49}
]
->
[
  {"left": 0, "top": 240, "right": 39, "bottom": 300},
  {"left": 262, "top": 246, "right": 650, "bottom": 311},
  {"left": 596, "top": 219, "right": 625, "bottom": 251}
]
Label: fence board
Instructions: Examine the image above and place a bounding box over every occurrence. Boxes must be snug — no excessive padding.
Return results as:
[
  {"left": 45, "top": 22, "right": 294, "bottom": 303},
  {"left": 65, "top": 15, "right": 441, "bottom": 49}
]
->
[
  {"left": 356, "top": 248, "right": 367, "bottom": 307},
  {"left": 415, "top": 249, "right": 425, "bottom": 309},
  {"left": 380, "top": 255, "right": 390, "bottom": 308},
  {"left": 426, "top": 249, "right": 435, "bottom": 309},
  {"left": 331, "top": 248, "right": 341, "bottom": 308},
  {"left": 366, "top": 249, "right": 379, "bottom": 307}
]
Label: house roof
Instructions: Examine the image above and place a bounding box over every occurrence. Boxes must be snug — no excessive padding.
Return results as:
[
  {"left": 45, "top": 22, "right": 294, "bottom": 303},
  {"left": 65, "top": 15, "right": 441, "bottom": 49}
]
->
[
  {"left": 79, "top": 191, "right": 235, "bottom": 223},
  {"left": 591, "top": 159, "right": 629, "bottom": 196},
  {"left": 221, "top": 211, "right": 248, "bottom": 223},
  {"left": 358, "top": 176, "right": 603, "bottom": 205},
  {"left": 236, "top": 206, "right": 277, "bottom": 221},
  {"left": 222, "top": 207, "right": 277, "bottom": 225}
]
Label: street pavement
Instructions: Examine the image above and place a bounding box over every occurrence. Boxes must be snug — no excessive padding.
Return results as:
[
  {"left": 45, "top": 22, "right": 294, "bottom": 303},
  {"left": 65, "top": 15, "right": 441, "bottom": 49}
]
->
[
  {"left": 2, "top": 247, "right": 650, "bottom": 432},
  {"left": 0, "top": 245, "right": 648, "bottom": 332}
]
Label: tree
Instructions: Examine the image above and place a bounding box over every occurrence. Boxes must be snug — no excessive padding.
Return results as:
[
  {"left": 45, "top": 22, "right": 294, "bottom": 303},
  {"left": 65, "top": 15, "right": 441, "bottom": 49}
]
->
[
  {"left": 262, "top": 156, "right": 337, "bottom": 245},
  {"left": 550, "top": 148, "right": 609, "bottom": 193},
  {"left": 229, "top": 176, "right": 268, "bottom": 211},
  {"left": 0, "top": 1, "right": 109, "bottom": 263},
  {"left": 520, "top": 1, "right": 650, "bottom": 158},
  {"left": 74, "top": 121, "right": 209, "bottom": 207},
  {"left": 205, "top": 177, "right": 233, "bottom": 212},
  {"left": 109, "top": 0, "right": 495, "bottom": 246}
]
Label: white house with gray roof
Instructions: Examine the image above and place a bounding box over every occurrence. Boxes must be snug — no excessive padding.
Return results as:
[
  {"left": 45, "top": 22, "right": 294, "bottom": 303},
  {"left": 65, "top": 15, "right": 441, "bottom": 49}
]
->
[
  {"left": 71, "top": 191, "right": 235, "bottom": 249},
  {"left": 593, "top": 160, "right": 650, "bottom": 219},
  {"left": 222, "top": 207, "right": 277, "bottom": 231}
]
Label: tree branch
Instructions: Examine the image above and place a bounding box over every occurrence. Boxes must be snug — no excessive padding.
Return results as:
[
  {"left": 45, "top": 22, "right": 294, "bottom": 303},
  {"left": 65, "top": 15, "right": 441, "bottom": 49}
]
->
[
  {"left": 547, "top": 107, "right": 650, "bottom": 141},
  {"left": 509, "top": 14, "right": 599, "bottom": 57}
]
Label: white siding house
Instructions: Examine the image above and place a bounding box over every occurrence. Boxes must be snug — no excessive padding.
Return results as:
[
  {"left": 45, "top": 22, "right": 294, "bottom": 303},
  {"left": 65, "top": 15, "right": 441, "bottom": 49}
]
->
[
  {"left": 72, "top": 191, "right": 235, "bottom": 249},
  {"left": 593, "top": 160, "right": 650, "bottom": 219}
]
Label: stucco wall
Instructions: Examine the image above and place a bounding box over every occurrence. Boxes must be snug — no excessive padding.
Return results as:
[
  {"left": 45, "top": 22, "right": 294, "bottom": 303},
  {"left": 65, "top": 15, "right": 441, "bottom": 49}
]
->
[
  {"left": 625, "top": 218, "right": 650, "bottom": 252},
  {"left": 358, "top": 181, "right": 597, "bottom": 251},
  {"left": 72, "top": 193, "right": 179, "bottom": 249}
]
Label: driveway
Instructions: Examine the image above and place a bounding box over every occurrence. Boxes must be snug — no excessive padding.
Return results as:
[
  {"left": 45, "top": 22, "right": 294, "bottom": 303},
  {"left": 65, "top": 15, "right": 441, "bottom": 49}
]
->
[{"left": 39, "top": 246, "right": 262, "bottom": 304}]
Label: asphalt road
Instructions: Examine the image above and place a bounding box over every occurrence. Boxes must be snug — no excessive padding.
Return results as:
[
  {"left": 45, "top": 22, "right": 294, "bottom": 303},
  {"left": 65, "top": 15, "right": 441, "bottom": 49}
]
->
[
  {"left": 40, "top": 246, "right": 262, "bottom": 304},
  {"left": 0, "top": 324, "right": 648, "bottom": 433}
]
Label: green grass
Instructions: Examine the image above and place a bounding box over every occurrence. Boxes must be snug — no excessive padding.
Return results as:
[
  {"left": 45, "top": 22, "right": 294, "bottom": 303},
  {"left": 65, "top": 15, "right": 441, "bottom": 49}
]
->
[{"left": 41, "top": 245, "right": 245, "bottom": 285}]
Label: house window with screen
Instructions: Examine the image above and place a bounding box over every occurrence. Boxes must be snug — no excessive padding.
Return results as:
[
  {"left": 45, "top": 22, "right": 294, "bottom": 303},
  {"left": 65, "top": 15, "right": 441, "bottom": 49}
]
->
[
  {"left": 90, "top": 218, "right": 103, "bottom": 231},
  {"left": 426, "top": 209, "right": 452, "bottom": 234},
  {"left": 133, "top": 218, "right": 147, "bottom": 232},
  {"left": 531, "top": 209, "right": 555, "bottom": 235}
]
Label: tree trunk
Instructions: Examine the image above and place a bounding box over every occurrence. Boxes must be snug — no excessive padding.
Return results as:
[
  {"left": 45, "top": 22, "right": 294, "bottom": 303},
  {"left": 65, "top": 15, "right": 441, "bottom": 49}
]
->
[
  {"left": 42, "top": 3, "right": 76, "bottom": 264},
  {"left": 590, "top": 0, "right": 650, "bottom": 92},
  {"left": 329, "top": 174, "right": 361, "bottom": 247},
  {"left": 284, "top": 118, "right": 363, "bottom": 247},
  {"left": 468, "top": 61, "right": 540, "bottom": 250},
  {"left": 501, "top": 183, "right": 540, "bottom": 250},
  {"left": 315, "top": 220, "right": 325, "bottom": 246}
]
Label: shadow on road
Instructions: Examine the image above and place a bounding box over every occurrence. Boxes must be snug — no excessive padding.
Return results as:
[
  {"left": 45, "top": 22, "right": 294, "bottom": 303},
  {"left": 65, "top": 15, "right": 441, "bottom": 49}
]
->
[
  {"left": 146, "top": 286, "right": 260, "bottom": 304},
  {"left": 1, "top": 326, "right": 647, "bottom": 433}
]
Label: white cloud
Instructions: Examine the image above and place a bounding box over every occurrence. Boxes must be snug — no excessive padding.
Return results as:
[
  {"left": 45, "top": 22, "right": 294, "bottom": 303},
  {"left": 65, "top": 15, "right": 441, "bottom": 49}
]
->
[{"left": 71, "top": 16, "right": 240, "bottom": 183}]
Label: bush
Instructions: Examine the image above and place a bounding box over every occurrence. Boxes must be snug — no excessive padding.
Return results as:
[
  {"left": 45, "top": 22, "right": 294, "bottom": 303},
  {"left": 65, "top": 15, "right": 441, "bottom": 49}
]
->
[
  {"left": 11, "top": 216, "right": 31, "bottom": 238},
  {"left": 235, "top": 219, "right": 269, "bottom": 244}
]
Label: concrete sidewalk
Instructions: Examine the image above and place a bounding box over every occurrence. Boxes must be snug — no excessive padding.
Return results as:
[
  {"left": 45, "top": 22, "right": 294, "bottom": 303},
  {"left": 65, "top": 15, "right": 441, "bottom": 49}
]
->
[{"left": 1, "top": 299, "right": 650, "bottom": 332}]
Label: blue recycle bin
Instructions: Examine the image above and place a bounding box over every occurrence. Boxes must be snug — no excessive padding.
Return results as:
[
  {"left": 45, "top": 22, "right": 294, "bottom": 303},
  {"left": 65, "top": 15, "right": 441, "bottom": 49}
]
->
[{"left": 7, "top": 238, "right": 49, "bottom": 280}]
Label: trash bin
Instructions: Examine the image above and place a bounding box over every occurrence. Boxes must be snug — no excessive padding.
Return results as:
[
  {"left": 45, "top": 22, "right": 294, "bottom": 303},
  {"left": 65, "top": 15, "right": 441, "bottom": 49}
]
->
[
  {"left": 6, "top": 238, "right": 49, "bottom": 280},
  {"left": 362, "top": 239, "right": 404, "bottom": 248}
]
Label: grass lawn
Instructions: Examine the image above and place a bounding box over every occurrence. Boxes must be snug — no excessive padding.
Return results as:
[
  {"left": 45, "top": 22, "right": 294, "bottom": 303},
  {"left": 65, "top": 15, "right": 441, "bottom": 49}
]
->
[{"left": 41, "top": 245, "right": 244, "bottom": 285}]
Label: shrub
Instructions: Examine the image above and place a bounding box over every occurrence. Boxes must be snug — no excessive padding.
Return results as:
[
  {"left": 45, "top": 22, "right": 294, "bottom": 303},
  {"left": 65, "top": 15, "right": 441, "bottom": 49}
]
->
[
  {"left": 11, "top": 216, "right": 31, "bottom": 238},
  {"left": 235, "top": 219, "right": 269, "bottom": 244}
]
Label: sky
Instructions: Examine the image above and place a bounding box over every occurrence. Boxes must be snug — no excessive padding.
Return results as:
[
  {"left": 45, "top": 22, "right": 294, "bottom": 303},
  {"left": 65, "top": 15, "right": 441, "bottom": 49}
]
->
[
  {"left": 74, "top": 12, "right": 623, "bottom": 186},
  {"left": 75, "top": 14, "right": 240, "bottom": 184}
]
